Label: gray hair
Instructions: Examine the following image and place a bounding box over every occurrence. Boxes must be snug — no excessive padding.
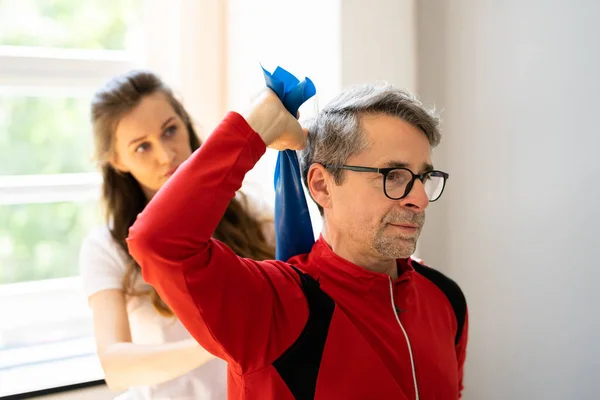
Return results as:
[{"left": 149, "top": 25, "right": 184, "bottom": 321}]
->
[{"left": 299, "top": 83, "right": 441, "bottom": 213}]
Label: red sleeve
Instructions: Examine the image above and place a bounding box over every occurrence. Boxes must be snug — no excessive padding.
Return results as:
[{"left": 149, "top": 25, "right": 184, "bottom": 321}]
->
[
  {"left": 127, "top": 112, "right": 308, "bottom": 373},
  {"left": 456, "top": 308, "right": 469, "bottom": 398}
]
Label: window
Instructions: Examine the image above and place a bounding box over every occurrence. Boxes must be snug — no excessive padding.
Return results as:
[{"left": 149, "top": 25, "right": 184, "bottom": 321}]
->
[
  {"left": 0, "top": 0, "right": 142, "bottom": 396},
  {"left": 0, "top": 0, "right": 141, "bottom": 50}
]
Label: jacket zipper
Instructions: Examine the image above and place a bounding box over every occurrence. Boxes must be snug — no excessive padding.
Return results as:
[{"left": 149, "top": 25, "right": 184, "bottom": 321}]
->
[{"left": 389, "top": 277, "right": 419, "bottom": 400}]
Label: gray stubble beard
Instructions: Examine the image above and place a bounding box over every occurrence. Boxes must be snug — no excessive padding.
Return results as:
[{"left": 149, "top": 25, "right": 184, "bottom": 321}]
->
[{"left": 372, "top": 211, "right": 426, "bottom": 259}]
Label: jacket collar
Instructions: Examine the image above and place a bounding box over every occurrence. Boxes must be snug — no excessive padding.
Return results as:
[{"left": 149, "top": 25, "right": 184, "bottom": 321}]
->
[{"left": 295, "top": 236, "right": 415, "bottom": 295}]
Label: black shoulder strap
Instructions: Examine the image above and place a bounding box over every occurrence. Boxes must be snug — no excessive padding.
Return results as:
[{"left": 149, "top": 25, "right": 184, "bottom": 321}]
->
[
  {"left": 412, "top": 263, "right": 467, "bottom": 346},
  {"left": 273, "top": 266, "right": 335, "bottom": 400}
]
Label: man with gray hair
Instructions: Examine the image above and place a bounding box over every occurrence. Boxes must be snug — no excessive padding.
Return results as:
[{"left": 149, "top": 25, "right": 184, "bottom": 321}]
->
[{"left": 128, "top": 83, "right": 469, "bottom": 399}]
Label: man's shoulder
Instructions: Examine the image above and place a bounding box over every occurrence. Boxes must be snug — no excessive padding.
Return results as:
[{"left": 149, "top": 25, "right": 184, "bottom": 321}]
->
[
  {"left": 410, "top": 258, "right": 467, "bottom": 345},
  {"left": 410, "top": 258, "right": 465, "bottom": 298}
]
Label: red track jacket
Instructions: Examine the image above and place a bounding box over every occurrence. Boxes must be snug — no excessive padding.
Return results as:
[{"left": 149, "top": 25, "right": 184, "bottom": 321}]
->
[{"left": 128, "top": 112, "right": 469, "bottom": 400}]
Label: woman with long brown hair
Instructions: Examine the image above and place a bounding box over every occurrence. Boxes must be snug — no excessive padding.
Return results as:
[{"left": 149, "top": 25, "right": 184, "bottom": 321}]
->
[{"left": 79, "top": 70, "right": 275, "bottom": 399}]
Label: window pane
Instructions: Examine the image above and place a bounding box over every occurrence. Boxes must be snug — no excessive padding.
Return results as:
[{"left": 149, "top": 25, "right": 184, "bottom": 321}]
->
[
  {"left": 0, "top": 95, "right": 96, "bottom": 175},
  {"left": 0, "top": 201, "right": 101, "bottom": 284},
  {"left": 0, "top": 0, "right": 142, "bottom": 51}
]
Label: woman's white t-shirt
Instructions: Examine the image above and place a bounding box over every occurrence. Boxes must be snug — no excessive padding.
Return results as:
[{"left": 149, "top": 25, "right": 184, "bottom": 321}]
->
[{"left": 79, "top": 193, "right": 274, "bottom": 400}]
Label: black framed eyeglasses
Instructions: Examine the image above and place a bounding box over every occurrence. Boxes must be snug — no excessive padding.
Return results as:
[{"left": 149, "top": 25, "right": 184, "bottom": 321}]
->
[{"left": 323, "top": 164, "right": 449, "bottom": 202}]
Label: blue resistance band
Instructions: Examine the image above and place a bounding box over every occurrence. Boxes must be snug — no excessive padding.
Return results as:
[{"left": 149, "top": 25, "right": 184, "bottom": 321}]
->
[{"left": 262, "top": 66, "right": 316, "bottom": 261}]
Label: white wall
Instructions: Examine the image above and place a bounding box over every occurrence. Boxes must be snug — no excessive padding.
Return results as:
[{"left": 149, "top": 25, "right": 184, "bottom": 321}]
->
[
  {"left": 340, "top": 0, "right": 416, "bottom": 91},
  {"left": 416, "top": 1, "right": 600, "bottom": 399}
]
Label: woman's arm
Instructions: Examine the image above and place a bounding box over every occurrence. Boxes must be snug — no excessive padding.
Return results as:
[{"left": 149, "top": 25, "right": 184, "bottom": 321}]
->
[{"left": 88, "top": 289, "right": 215, "bottom": 391}]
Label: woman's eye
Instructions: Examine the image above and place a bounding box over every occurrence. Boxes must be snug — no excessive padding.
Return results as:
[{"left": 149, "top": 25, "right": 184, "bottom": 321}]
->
[
  {"left": 135, "top": 142, "right": 150, "bottom": 153},
  {"left": 164, "top": 125, "right": 177, "bottom": 137}
]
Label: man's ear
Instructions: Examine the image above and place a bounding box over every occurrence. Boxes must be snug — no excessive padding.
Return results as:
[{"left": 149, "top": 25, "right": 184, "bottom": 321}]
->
[{"left": 307, "top": 164, "right": 332, "bottom": 211}]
